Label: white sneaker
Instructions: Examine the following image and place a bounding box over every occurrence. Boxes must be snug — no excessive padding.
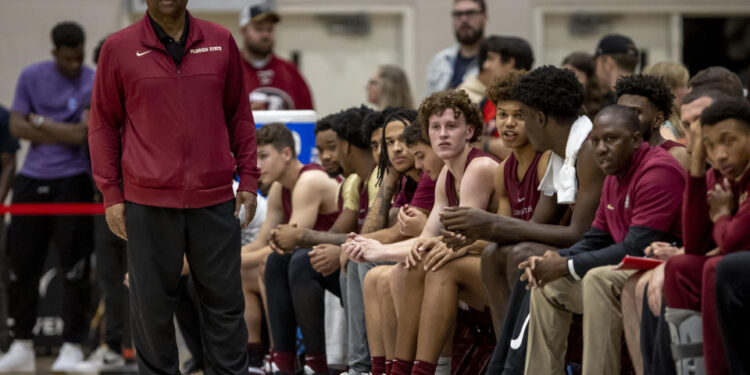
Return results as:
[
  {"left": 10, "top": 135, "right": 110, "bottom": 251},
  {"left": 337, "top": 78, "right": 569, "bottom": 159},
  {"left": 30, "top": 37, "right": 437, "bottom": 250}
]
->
[
  {"left": 263, "top": 357, "right": 279, "bottom": 373},
  {"left": 0, "top": 340, "right": 35, "bottom": 372},
  {"left": 51, "top": 342, "right": 84, "bottom": 372},
  {"left": 73, "top": 345, "right": 125, "bottom": 372}
]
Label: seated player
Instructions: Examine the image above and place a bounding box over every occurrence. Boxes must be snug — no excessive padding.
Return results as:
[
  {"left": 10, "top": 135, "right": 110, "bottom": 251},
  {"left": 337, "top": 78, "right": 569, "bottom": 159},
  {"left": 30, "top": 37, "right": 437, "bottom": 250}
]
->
[
  {"left": 628, "top": 86, "right": 743, "bottom": 375},
  {"left": 615, "top": 74, "right": 689, "bottom": 168},
  {"left": 611, "top": 73, "right": 691, "bottom": 369},
  {"left": 345, "top": 89, "right": 501, "bottom": 375},
  {"left": 438, "top": 66, "right": 606, "bottom": 374},
  {"left": 360, "top": 117, "right": 444, "bottom": 375},
  {"left": 663, "top": 98, "right": 750, "bottom": 375},
  {"left": 267, "top": 107, "right": 376, "bottom": 254},
  {"left": 522, "top": 105, "right": 685, "bottom": 375},
  {"left": 403, "top": 70, "right": 553, "bottom": 375},
  {"left": 238, "top": 123, "right": 341, "bottom": 375}
]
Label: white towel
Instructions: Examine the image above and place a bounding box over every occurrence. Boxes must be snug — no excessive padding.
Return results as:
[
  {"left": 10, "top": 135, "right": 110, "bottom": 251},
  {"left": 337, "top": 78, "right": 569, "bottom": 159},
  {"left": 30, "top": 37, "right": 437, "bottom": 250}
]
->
[{"left": 538, "top": 116, "right": 593, "bottom": 204}]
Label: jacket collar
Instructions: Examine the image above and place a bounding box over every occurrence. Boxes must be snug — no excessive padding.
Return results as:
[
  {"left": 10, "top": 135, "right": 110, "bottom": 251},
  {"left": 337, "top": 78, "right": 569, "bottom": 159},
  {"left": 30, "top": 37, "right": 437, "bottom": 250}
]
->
[{"left": 139, "top": 10, "right": 204, "bottom": 51}]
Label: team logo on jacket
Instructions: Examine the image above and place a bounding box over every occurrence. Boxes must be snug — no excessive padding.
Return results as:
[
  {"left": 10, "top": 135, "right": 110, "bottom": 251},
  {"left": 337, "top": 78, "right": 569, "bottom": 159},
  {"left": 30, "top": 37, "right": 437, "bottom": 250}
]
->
[{"left": 189, "top": 46, "right": 223, "bottom": 54}]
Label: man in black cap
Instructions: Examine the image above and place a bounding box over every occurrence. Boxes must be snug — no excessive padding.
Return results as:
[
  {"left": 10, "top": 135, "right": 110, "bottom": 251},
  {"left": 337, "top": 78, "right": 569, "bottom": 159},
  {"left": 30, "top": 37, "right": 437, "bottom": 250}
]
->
[
  {"left": 239, "top": 0, "right": 314, "bottom": 110},
  {"left": 594, "top": 33, "right": 639, "bottom": 90}
]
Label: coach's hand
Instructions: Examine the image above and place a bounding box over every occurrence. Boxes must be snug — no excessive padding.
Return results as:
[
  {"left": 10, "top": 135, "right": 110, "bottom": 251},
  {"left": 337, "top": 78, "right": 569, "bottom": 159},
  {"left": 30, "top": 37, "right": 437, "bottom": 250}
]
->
[
  {"left": 530, "top": 250, "right": 568, "bottom": 287},
  {"left": 236, "top": 191, "right": 257, "bottom": 228},
  {"left": 105, "top": 203, "right": 127, "bottom": 240},
  {"left": 440, "top": 206, "right": 497, "bottom": 243}
]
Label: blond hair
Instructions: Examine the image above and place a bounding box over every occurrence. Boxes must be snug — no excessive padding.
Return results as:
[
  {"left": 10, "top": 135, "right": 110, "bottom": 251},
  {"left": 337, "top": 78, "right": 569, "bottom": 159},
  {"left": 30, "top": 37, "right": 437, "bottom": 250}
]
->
[{"left": 378, "top": 65, "right": 414, "bottom": 110}]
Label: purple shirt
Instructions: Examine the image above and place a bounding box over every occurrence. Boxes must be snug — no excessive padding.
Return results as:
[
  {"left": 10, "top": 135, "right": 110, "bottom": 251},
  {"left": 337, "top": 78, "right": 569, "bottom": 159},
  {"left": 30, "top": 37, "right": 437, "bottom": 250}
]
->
[{"left": 12, "top": 61, "right": 94, "bottom": 179}]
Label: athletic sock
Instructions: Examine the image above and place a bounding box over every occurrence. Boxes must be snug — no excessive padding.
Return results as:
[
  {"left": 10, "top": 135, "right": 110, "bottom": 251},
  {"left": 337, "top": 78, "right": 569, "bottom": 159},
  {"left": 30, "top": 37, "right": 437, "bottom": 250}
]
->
[
  {"left": 272, "top": 351, "right": 296, "bottom": 374},
  {"left": 386, "top": 359, "right": 393, "bottom": 375},
  {"left": 371, "top": 356, "right": 386, "bottom": 374},
  {"left": 246, "top": 342, "right": 264, "bottom": 368},
  {"left": 304, "top": 353, "right": 328, "bottom": 374},
  {"left": 435, "top": 356, "right": 451, "bottom": 375},
  {"left": 390, "top": 358, "right": 414, "bottom": 375},
  {"left": 411, "top": 360, "right": 436, "bottom": 375}
]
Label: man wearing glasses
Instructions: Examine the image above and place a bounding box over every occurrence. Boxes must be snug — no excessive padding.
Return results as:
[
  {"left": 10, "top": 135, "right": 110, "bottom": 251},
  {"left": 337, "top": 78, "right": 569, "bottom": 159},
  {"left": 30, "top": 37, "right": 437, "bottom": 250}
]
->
[{"left": 426, "top": 0, "right": 487, "bottom": 95}]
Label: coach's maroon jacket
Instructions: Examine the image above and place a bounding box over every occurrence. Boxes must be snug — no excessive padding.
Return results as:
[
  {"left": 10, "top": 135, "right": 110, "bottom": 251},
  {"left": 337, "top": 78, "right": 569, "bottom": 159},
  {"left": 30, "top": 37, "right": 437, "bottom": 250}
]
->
[{"left": 89, "top": 12, "right": 259, "bottom": 209}]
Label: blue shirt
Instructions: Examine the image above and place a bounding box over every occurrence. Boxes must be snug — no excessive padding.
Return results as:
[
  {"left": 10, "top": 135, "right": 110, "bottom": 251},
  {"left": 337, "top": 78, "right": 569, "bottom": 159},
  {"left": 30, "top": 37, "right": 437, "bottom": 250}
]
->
[
  {"left": 11, "top": 60, "right": 94, "bottom": 179},
  {"left": 449, "top": 53, "right": 477, "bottom": 89}
]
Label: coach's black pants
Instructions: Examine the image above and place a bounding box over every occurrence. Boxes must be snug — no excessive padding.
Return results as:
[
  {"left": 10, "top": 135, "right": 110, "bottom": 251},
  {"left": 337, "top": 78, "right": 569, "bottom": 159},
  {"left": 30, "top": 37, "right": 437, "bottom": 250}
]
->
[
  {"left": 94, "top": 215, "right": 128, "bottom": 353},
  {"left": 126, "top": 200, "right": 248, "bottom": 375},
  {"left": 7, "top": 173, "right": 94, "bottom": 343},
  {"left": 716, "top": 251, "right": 750, "bottom": 375},
  {"left": 265, "top": 249, "right": 341, "bottom": 356}
]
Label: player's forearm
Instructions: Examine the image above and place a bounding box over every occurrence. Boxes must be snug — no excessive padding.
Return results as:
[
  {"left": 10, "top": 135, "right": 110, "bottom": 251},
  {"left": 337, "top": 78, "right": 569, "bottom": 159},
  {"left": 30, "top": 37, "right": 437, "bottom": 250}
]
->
[
  {"left": 299, "top": 228, "right": 348, "bottom": 247},
  {"left": 491, "top": 218, "right": 585, "bottom": 248},
  {"left": 0, "top": 154, "right": 15, "bottom": 203},
  {"left": 240, "top": 246, "right": 271, "bottom": 267},
  {"left": 379, "top": 237, "right": 418, "bottom": 262},
  {"left": 360, "top": 178, "right": 398, "bottom": 234},
  {"left": 363, "top": 225, "right": 408, "bottom": 245}
]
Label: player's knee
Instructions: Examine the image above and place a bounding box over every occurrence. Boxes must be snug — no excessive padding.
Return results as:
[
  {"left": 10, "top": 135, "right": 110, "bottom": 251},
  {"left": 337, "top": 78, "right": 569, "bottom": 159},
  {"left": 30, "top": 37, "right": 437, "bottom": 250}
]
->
[
  {"left": 288, "top": 250, "right": 313, "bottom": 283},
  {"left": 481, "top": 243, "right": 507, "bottom": 273},
  {"left": 424, "top": 264, "right": 455, "bottom": 287},
  {"left": 376, "top": 270, "right": 392, "bottom": 297},
  {"left": 364, "top": 268, "right": 381, "bottom": 295},
  {"left": 507, "top": 242, "right": 541, "bottom": 269}
]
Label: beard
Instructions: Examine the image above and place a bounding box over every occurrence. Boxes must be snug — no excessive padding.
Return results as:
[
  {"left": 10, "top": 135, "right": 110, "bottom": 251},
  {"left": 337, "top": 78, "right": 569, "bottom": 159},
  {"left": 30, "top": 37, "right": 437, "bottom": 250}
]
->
[
  {"left": 245, "top": 40, "right": 273, "bottom": 58},
  {"left": 455, "top": 25, "right": 484, "bottom": 45}
]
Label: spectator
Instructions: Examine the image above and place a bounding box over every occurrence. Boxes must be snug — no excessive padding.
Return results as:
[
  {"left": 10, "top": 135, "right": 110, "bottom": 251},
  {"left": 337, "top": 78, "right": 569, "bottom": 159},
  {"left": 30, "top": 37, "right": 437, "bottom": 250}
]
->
[
  {"left": 643, "top": 62, "right": 690, "bottom": 140},
  {"left": 426, "top": 0, "right": 487, "bottom": 94},
  {"left": 366, "top": 65, "right": 414, "bottom": 110},
  {"left": 457, "top": 35, "right": 500, "bottom": 105},
  {"left": 75, "top": 36, "right": 129, "bottom": 373},
  {"left": 0, "top": 21, "right": 94, "bottom": 372},
  {"left": 89, "top": 0, "right": 260, "bottom": 373},
  {"left": 0, "top": 107, "right": 18, "bottom": 204},
  {"left": 594, "top": 34, "right": 639, "bottom": 90},
  {"left": 562, "top": 51, "right": 612, "bottom": 118},
  {"left": 240, "top": 0, "right": 314, "bottom": 110}
]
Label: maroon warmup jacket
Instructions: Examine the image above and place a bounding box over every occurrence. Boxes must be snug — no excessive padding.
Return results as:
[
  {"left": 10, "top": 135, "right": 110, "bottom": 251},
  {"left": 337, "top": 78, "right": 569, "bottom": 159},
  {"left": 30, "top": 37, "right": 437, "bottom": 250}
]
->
[{"left": 89, "top": 12, "right": 259, "bottom": 209}]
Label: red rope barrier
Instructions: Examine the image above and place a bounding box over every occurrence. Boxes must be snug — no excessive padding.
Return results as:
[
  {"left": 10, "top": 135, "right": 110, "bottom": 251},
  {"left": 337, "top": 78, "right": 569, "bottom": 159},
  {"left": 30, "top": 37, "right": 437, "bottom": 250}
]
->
[{"left": 0, "top": 203, "right": 105, "bottom": 215}]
